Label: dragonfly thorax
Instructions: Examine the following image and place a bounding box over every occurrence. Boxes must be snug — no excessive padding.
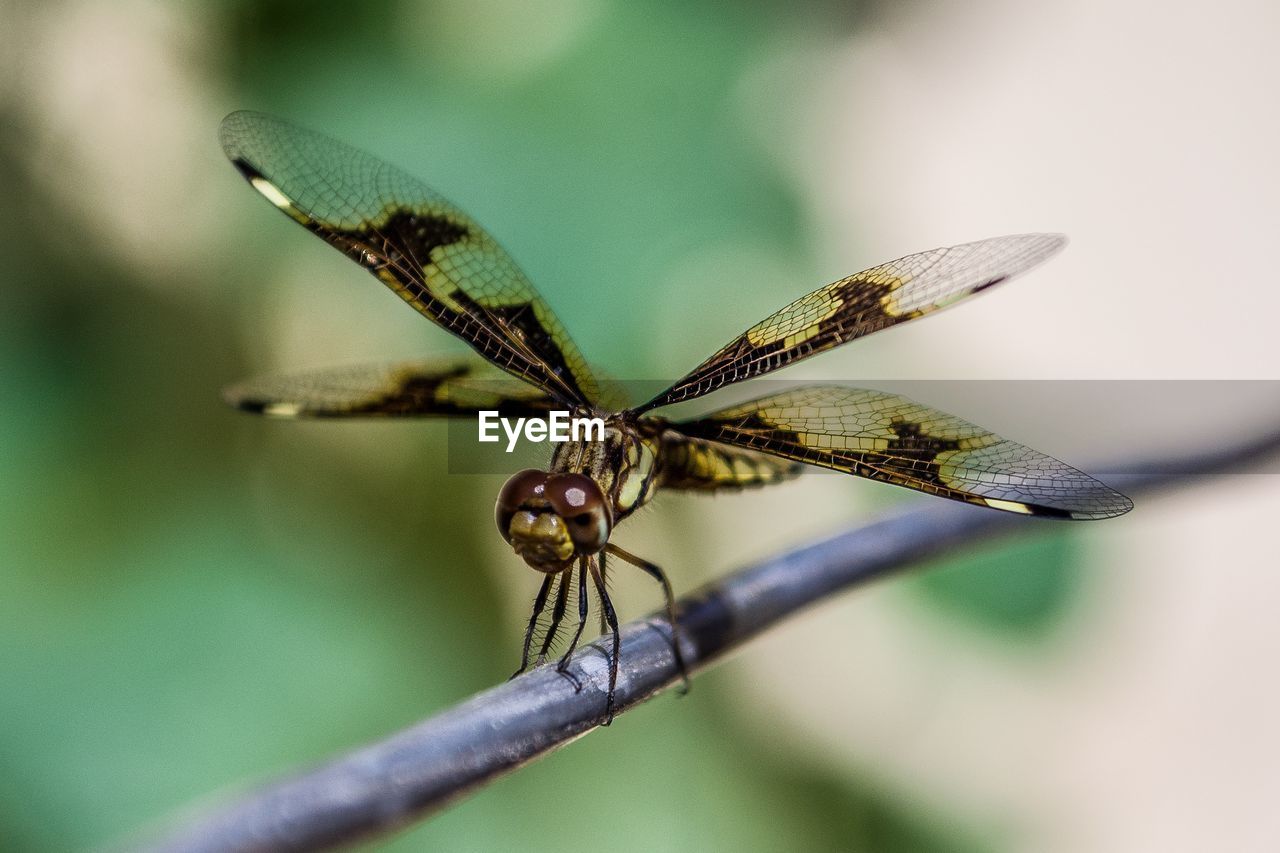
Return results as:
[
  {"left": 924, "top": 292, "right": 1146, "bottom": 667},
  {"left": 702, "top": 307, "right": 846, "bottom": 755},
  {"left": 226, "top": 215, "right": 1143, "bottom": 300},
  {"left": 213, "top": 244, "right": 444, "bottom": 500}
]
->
[{"left": 550, "top": 422, "right": 664, "bottom": 521}]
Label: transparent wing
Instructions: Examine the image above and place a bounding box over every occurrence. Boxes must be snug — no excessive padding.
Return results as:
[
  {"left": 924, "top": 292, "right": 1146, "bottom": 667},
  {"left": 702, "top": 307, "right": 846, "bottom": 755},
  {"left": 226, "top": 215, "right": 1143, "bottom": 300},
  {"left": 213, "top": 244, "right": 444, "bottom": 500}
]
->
[
  {"left": 674, "top": 385, "right": 1132, "bottom": 519},
  {"left": 224, "top": 358, "right": 554, "bottom": 418},
  {"left": 219, "top": 111, "right": 603, "bottom": 407},
  {"left": 636, "top": 234, "right": 1066, "bottom": 413}
]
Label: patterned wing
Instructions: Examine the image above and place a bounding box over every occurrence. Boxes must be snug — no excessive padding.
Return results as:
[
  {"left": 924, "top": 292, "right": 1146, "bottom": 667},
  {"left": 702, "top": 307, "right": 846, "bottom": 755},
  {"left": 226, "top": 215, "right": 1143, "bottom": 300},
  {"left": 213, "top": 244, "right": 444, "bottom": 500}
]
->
[
  {"left": 219, "top": 111, "right": 602, "bottom": 407},
  {"left": 635, "top": 234, "right": 1066, "bottom": 413},
  {"left": 674, "top": 386, "right": 1132, "bottom": 519},
  {"left": 224, "top": 359, "right": 554, "bottom": 418}
]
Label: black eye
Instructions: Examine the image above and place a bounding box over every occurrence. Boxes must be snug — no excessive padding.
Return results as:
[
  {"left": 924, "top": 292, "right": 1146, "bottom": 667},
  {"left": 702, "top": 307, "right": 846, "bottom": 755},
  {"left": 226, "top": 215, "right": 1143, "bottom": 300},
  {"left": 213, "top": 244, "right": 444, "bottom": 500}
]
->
[{"left": 574, "top": 513, "right": 593, "bottom": 526}]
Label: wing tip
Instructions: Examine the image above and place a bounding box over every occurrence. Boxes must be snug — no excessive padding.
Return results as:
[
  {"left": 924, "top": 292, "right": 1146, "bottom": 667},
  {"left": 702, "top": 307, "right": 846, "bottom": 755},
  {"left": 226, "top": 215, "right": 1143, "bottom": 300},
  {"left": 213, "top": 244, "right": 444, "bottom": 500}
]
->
[
  {"left": 960, "top": 232, "right": 1068, "bottom": 262},
  {"left": 1035, "top": 232, "right": 1069, "bottom": 259},
  {"left": 217, "top": 112, "right": 272, "bottom": 185},
  {"left": 218, "top": 110, "right": 264, "bottom": 158},
  {"left": 222, "top": 384, "right": 297, "bottom": 417},
  {"left": 994, "top": 487, "right": 1134, "bottom": 521},
  {"left": 1087, "top": 489, "right": 1136, "bottom": 520},
  {"left": 222, "top": 384, "right": 260, "bottom": 413},
  {"left": 1023, "top": 232, "right": 1069, "bottom": 266}
]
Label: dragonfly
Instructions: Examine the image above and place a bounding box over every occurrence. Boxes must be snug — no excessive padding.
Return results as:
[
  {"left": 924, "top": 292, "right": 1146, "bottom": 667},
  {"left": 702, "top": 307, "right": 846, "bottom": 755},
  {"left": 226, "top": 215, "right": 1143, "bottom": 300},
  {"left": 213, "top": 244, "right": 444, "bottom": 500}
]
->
[{"left": 219, "top": 111, "right": 1132, "bottom": 722}]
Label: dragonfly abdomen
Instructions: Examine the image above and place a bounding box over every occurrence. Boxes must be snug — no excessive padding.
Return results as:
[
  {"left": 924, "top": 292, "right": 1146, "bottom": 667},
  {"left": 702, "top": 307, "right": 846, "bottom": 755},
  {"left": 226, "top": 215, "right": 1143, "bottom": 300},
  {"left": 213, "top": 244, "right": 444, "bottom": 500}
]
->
[{"left": 657, "top": 431, "right": 803, "bottom": 492}]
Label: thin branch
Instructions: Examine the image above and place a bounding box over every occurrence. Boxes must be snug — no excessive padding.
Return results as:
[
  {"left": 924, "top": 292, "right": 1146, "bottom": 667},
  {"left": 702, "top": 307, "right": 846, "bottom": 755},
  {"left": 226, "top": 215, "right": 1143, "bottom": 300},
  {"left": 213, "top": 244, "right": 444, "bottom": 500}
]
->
[{"left": 139, "top": 430, "right": 1280, "bottom": 853}]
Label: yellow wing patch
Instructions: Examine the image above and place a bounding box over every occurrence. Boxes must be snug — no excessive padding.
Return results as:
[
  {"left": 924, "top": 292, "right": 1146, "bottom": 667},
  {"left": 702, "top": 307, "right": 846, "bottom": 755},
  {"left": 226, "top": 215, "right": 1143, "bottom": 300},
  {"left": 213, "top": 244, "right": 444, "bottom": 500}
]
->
[
  {"left": 220, "top": 111, "right": 607, "bottom": 408},
  {"left": 224, "top": 358, "right": 554, "bottom": 418},
  {"left": 636, "top": 234, "right": 1065, "bottom": 413},
  {"left": 674, "top": 385, "right": 1131, "bottom": 519}
]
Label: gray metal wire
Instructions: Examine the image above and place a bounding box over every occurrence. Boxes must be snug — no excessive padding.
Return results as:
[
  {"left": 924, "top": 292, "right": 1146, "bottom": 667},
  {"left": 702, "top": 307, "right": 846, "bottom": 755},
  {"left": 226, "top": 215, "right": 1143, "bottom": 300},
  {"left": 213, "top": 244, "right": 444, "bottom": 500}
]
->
[{"left": 138, "top": 430, "right": 1280, "bottom": 853}]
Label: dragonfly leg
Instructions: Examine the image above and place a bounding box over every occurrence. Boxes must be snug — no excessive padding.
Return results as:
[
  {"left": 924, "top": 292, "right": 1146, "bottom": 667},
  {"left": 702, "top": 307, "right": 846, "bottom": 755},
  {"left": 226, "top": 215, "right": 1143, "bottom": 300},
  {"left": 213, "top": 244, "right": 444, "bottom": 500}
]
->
[
  {"left": 535, "top": 565, "right": 572, "bottom": 665},
  {"left": 606, "top": 543, "right": 690, "bottom": 695},
  {"left": 511, "top": 572, "right": 555, "bottom": 679},
  {"left": 596, "top": 550, "right": 609, "bottom": 634},
  {"left": 554, "top": 556, "right": 591, "bottom": 692},
  {"left": 587, "top": 556, "right": 620, "bottom": 725}
]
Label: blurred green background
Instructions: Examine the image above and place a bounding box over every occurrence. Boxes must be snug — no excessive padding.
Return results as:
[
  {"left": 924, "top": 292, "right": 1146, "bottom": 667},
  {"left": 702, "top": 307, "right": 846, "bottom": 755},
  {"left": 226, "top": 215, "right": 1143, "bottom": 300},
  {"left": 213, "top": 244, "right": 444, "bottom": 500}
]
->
[{"left": 6, "top": 0, "right": 1269, "bottom": 851}]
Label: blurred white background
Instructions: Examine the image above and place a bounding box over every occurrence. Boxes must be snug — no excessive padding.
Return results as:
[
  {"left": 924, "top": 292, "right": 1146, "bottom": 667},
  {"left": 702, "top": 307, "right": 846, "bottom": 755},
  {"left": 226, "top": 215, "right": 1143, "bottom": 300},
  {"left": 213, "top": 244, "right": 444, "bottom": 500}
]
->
[{"left": 698, "top": 2, "right": 1280, "bottom": 850}]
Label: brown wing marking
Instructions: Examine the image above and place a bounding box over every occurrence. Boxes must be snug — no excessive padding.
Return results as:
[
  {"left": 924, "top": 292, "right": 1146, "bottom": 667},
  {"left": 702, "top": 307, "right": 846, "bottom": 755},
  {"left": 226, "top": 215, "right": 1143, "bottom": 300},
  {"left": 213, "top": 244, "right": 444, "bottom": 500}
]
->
[
  {"left": 635, "top": 234, "right": 1066, "bottom": 413},
  {"left": 219, "top": 111, "right": 604, "bottom": 407},
  {"left": 224, "top": 359, "right": 554, "bottom": 418},
  {"left": 674, "top": 386, "right": 1132, "bottom": 519}
]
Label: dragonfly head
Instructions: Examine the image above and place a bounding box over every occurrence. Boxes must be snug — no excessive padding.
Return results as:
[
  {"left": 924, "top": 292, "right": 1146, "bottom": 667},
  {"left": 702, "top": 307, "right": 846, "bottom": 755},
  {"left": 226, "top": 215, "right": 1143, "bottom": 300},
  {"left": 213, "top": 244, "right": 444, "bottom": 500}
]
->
[{"left": 496, "top": 469, "right": 612, "bottom": 571}]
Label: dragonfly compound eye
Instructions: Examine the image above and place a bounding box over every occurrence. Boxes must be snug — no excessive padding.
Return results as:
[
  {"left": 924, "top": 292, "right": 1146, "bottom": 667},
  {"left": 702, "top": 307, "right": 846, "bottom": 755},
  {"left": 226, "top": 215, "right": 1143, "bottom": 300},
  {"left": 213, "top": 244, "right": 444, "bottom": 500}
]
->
[
  {"left": 543, "top": 473, "right": 612, "bottom": 554},
  {"left": 495, "top": 469, "right": 549, "bottom": 542}
]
